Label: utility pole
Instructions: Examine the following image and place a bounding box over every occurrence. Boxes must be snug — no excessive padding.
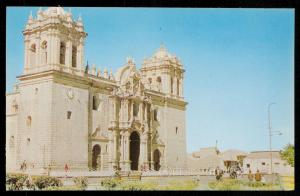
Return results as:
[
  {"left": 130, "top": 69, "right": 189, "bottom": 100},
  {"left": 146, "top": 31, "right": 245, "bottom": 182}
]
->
[{"left": 268, "top": 103, "right": 275, "bottom": 176}]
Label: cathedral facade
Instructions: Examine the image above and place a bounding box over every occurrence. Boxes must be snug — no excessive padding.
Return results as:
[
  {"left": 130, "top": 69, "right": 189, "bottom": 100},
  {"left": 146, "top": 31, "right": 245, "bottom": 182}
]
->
[{"left": 6, "top": 7, "right": 188, "bottom": 173}]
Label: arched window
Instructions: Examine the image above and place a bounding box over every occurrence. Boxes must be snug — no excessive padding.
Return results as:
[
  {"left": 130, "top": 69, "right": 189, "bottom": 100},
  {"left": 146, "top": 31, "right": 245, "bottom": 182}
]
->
[
  {"left": 170, "top": 77, "right": 173, "bottom": 94},
  {"left": 60, "top": 42, "right": 66, "bottom": 65},
  {"left": 133, "top": 102, "right": 139, "bottom": 117},
  {"left": 93, "top": 95, "right": 100, "bottom": 110},
  {"left": 26, "top": 116, "right": 32, "bottom": 127},
  {"left": 29, "top": 44, "right": 36, "bottom": 67},
  {"left": 154, "top": 109, "right": 158, "bottom": 121},
  {"left": 72, "top": 45, "right": 77, "bottom": 68},
  {"left": 41, "top": 41, "right": 47, "bottom": 65},
  {"left": 12, "top": 100, "right": 18, "bottom": 113},
  {"left": 67, "top": 111, "right": 72, "bottom": 119},
  {"left": 9, "top": 135, "right": 14, "bottom": 147},
  {"left": 157, "top": 76, "right": 162, "bottom": 92},
  {"left": 177, "top": 78, "right": 180, "bottom": 96}
]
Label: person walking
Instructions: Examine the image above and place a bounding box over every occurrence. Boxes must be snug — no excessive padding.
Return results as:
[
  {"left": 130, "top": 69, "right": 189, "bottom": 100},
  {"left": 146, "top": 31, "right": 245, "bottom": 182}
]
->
[
  {"left": 64, "top": 163, "right": 69, "bottom": 172},
  {"left": 255, "top": 169, "right": 262, "bottom": 182},
  {"left": 248, "top": 169, "right": 254, "bottom": 182},
  {"left": 215, "top": 166, "right": 222, "bottom": 181}
]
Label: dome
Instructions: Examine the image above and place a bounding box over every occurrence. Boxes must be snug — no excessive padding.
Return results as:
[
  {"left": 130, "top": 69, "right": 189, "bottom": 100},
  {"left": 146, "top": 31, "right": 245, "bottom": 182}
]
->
[
  {"left": 153, "top": 44, "right": 173, "bottom": 59},
  {"left": 142, "top": 44, "right": 183, "bottom": 68},
  {"left": 44, "top": 7, "right": 67, "bottom": 17}
]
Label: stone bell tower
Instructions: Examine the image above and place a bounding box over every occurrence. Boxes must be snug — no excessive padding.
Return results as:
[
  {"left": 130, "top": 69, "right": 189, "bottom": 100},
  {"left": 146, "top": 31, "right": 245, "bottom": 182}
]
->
[
  {"left": 23, "top": 7, "right": 87, "bottom": 75},
  {"left": 140, "top": 44, "right": 185, "bottom": 100}
]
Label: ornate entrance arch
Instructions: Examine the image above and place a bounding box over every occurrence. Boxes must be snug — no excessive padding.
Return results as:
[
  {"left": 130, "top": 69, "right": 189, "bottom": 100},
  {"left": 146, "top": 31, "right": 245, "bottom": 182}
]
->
[
  {"left": 154, "top": 149, "right": 161, "bottom": 171},
  {"left": 92, "top": 144, "right": 101, "bottom": 170},
  {"left": 129, "top": 131, "right": 140, "bottom": 170}
]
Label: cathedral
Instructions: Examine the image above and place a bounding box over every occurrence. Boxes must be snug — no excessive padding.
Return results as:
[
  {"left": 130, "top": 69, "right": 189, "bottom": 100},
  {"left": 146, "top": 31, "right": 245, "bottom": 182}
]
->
[{"left": 6, "top": 7, "right": 188, "bottom": 173}]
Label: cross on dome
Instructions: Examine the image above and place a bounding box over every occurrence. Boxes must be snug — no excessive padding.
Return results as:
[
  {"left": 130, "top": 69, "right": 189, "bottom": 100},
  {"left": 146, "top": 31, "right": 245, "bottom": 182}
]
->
[{"left": 153, "top": 43, "right": 172, "bottom": 59}]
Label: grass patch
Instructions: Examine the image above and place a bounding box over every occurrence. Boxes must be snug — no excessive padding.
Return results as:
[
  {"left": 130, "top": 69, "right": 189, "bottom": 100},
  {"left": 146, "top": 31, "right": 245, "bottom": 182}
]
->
[
  {"left": 209, "top": 179, "right": 241, "bottom": 190},
  {"left": 99, "top": 177, "right": 199, "bottom": 190},
  {"left": 208, "top": 178, "right": 282, "bottom": 190},
  {"left": 281, "top": 176, "right": 294, "bottom": 190}
]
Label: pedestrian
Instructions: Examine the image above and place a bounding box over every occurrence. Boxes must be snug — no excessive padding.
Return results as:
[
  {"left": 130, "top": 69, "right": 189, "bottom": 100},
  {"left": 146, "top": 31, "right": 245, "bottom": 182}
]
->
[
  {"left": 48, "top": 164, "right": 51, "bottom": 176},
  {"left": 64, "top": 163, "right": 69, "bottom": 172},
  {"left": 255, "top": 169, "right": 262, "bottom": 182},
  {"left": 248, "top": 169, "right": 254, "bottom": 182},
  {"left": 215, "top": 166, "right": 222, "bottom": 181},
  {"left": 261, "top": 175, "right": 266, "bottom": 185}
]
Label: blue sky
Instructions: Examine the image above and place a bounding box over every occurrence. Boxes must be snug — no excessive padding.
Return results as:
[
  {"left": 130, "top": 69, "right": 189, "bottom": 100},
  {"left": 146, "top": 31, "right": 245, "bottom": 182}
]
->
[{"left": 6, "top": 7, "right": 294, "bottom": 153}]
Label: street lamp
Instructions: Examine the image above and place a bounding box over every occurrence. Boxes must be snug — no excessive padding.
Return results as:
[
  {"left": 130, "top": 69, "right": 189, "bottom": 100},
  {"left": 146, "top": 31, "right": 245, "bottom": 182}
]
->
[{"left": 268, "top": 102, "right": 283, "bottom": 183}]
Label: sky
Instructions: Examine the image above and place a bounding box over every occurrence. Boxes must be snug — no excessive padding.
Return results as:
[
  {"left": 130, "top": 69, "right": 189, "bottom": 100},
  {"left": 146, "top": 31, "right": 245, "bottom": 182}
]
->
[{"left": 6, "top": 7, "right": 294, "bottom": 153}]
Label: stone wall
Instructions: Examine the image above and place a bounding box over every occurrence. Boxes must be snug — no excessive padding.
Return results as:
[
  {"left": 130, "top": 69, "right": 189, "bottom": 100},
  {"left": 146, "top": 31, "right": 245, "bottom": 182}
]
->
[{"left": 51, "top": 82, "right": 89, "bottom": 170}]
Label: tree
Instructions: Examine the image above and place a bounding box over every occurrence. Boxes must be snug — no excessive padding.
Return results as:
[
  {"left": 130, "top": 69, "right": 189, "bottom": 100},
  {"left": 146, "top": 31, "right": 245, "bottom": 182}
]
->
[{"left": 280, "top": 143, "right": 294, "bottom": 167}]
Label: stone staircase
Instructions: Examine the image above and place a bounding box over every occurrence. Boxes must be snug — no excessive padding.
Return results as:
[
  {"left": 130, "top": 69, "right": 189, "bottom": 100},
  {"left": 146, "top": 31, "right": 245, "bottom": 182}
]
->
[
  {"left": 120, "top": 171, "right": 142, "bottom": 181},
  {"left": 101, "top": 154, "right": 109, "bottom": 171}
]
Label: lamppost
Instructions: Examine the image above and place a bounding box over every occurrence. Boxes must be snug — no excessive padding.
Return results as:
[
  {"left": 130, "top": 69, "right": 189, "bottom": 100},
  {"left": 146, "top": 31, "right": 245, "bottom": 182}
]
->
[{"left": 268, "top": 102, "right": 283, "bottom": 183}]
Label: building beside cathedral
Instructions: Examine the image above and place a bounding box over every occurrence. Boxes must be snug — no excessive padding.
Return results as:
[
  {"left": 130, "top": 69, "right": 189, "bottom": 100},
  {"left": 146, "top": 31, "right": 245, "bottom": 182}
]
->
[{"left": 6, "top": 7, "right": 188, "bottom": 173}]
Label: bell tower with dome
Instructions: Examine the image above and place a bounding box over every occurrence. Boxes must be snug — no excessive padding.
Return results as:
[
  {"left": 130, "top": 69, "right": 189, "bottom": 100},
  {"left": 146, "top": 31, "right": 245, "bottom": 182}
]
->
[
  {"left": 141, "top": 44, "right": 185, "bottom": 100},
  {"left": 23, "top": 7, "right": 87, "bottom": 75}
]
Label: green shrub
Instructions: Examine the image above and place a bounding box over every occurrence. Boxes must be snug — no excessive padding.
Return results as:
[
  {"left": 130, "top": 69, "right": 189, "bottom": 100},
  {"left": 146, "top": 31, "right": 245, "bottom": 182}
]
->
[
  {"left": 162, "top": 179, "right": 199, "bottom": 190},
  {"left": 119, "top": 180, "right": 158, "bottom": 190},
  {"left": 6, "top": 173, "right": 28, "bottom": 190},
  {"left": 209, "top": 179, "right": 241, "bottom": 190},
  {"left": 43, "top": 186, "right": 81, "bottom": 190},
  {"left": 33, "top": 176, "right": 62, "bottom": 190},
  {"left": 101, "top": 178, "right": 122, "bottom": 190},
  {"left": 73, "top": 176, "right": 88, "bottom": 190}
]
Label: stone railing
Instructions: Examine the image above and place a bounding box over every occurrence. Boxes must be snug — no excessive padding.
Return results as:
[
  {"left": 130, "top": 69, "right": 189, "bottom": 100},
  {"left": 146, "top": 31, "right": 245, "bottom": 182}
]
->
[
  {"left": 24, "top": 64, "right": 116, "bottom": 83},
  {"left": 24, "top": 64, "right": 85, "bottom": 77},
  {"left": 141, "top": 168, "right": 215, "bottom": 176},
  {"left": 50, "top": 170, "right": 115, "bottom": 177}
]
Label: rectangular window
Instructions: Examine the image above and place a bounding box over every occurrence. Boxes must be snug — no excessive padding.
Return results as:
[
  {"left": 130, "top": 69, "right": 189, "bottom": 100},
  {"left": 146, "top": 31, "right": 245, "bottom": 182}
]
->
[
  {"left": 67, "top": 111, "right": 72, "bottom": 119},
  {"left": 154, "top": 109, "right": 158, "bottom": 121},
  {"left": 247, "top": 164, "right": 250, "bottom": 168},
  {"left": 93, "top": 96, "right": 100, "bottom": 110},
  {"left": 262, "top": 162, "right": 265, "bottom": 165},
  {"left": 72, "top": 45, "right": 77, "bottom": 68},
  {"left": 133, "top": 102, "right": 139, "bottom": 117}
]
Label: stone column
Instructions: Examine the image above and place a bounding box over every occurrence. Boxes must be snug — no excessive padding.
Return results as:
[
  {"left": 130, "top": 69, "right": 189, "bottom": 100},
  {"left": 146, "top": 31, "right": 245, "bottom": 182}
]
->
[
  {"left": 124, "top": 131, "right": 131, "bottom": 171},
  {"left": 35, "top": 36, "right": 40, "bottom": 67},
  {"left": 139, "top": 101, "right": 143, "bottom": 120},
  {"left": 100, "top": 152, "right": 104, "bottom": 171},
  {"left": 173, "top": 76, "right": 177, "bottom": 96},
  {"left": 125, "top": 99, "right": 129, "bottom": 122},
  {"left": 108, "top": 133, "right": 114, "bottom": 171},
  {"left": 140, "top": 133, "right": 148, "bottom": 169},
  {"left": 77, "top": 40, "right": 84, "bottom": 69},
  {"left": 55, "top": 36, "right": 60, "bottom": 65},
  {"left": 24, "top": 37, "right": 30, "bottom": 72},
  {"left": 143, "top": 103, "right": 147, "bottom": 122},
  {"left": 131, "top": 100, "right": 134, "bottom": 121},
  {"left": 120, "top": 131, "right": 124, "bottom": 162},
  {"left": 65, "top": 39, "right": 72, "bottom": 67},
  {"left": 112, "top": 129, "right": 119, "bottom": 170},
  {"left": 179, "top": 76, "right": 183, "bottom": 97}
]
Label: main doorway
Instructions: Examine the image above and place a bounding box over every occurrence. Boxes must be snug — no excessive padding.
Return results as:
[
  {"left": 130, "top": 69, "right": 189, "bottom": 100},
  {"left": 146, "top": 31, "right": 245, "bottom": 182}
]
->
[
  {"left": 130, "top": 131, "right": 140, "bottom": 170},
  {"left": 92, "top": 144, "right": 101, "bottom": 170},
  {"left": 154, "top": 149, "right": 161, "bottom": 171}
]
